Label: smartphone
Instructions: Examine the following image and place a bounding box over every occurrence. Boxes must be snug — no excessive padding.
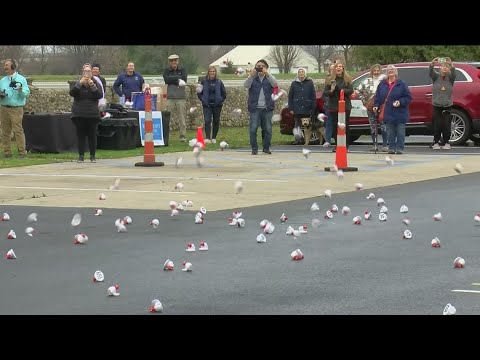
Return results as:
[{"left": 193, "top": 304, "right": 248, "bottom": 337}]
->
[
  {"left": 437, "top": 57, "right": 446, "bottom": 63},
  {"left": 255, "top": 67, "right": 263, "bottom": 73}
]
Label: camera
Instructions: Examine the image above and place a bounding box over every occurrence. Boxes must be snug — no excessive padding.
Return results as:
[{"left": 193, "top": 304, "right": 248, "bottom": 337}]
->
[
  {"left": 255, "top": 67, "right": 263, "bottom": 73},
  {"left": 9, "top": 80, "right": 21, "bottom": 89},
  {"left": 437, "top": 57, "right": 446, "bottom": 63}
]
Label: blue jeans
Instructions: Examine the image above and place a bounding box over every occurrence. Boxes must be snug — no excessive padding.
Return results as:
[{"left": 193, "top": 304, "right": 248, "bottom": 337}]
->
[
  {"left": 368, "top": 110, "right": 387, "bottom": 147},
  {"left": 202, "top": 105, "right": 222, "bottom": 140},
  {"left": 249, "top": 109, "right": 272, "bottom": 151},
  {"left": 386, "top": 122, "right": 406, "bottom": 152}
]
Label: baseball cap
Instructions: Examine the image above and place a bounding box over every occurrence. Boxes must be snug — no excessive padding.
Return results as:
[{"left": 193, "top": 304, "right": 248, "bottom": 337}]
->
[{"left": 168, "top": 54, "right": 179, "bottom": 60}]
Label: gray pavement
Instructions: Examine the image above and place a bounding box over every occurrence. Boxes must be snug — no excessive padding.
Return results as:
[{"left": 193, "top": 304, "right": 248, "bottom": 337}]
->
[{"left": 1, "top": 172, "right": 480, "bottom": 314}]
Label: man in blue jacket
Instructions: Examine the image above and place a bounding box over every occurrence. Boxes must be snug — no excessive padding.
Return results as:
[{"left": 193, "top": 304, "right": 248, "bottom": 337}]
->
[
  {"left": 113, "top": 62, "right": 145, "bottom": 103},
  {"left": 244, "top": 59, "right": 278, "bottom": 155}
]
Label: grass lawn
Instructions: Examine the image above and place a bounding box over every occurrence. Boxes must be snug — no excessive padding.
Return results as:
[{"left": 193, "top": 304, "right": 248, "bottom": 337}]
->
[{"left": 0, "top": 124, "right": 294, "bottom": 169}]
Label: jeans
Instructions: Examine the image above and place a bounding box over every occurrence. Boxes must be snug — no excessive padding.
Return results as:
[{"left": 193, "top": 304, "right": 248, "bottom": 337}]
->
[
  {"left": 249, "top": 108, "right": 272, "bottom": 151},
  {"left": 368, "top": 110, "right": 387, "bottom": 147},
  {"left": 386, "top": 122, "right": 406, "bottom": 152},
  {"left": 203, "top": 105, "right": 222, "bottom": 140}
]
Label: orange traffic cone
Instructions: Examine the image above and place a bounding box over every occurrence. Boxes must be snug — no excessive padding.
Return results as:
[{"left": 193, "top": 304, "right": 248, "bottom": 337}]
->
[
  {"left": 135, "top": 90, "right": 165, "bottom": 167},
  {"left": 196, "top": 126, "right": 206, "bottom": 149},
  {"left": 325, "top": 89, "right": 358, "bottom": 172}
]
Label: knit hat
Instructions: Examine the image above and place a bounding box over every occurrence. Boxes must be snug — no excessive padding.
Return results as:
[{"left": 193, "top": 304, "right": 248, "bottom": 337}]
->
[
  {"left": 91, "top": 62, "right": 101, "bottom": 70},
  {"left": 297, "top": 67, "right": 307, "bottom": 77}
]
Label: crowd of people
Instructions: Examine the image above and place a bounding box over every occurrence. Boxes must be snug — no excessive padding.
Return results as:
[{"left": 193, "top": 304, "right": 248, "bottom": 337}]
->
[{"left": 0, "top": 55, "right": 455, "bottom": 160}]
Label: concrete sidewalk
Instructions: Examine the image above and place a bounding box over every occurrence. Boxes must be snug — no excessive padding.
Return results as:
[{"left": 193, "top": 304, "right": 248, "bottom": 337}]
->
[{"left": 0, "top": 149, "right": 477, "bottom": 211}]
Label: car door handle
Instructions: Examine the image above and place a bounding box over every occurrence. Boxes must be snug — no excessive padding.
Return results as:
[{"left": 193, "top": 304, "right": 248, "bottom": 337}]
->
[{"left": 425, "top": 93, "right": 433, "bottom": 97}]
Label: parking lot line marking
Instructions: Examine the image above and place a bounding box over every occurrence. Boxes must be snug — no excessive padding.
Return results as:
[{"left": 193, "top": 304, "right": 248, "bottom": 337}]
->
[
  {"left": 0, "top": 185, "right": 196, "bottom": 194},
  {"left": 451, "top": 289, "right": 480, "bottom": 294},
  {"left": 471, "top": 283, "right": 480, "bottom": 286},
  {"left": 0, "top": 173, "right": 287, "bottom": 183}
]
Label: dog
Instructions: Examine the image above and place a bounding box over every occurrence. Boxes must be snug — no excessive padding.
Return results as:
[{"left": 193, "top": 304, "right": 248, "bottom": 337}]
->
[{"left": 301, "top": 117, "right": 326, "bottom": 146}]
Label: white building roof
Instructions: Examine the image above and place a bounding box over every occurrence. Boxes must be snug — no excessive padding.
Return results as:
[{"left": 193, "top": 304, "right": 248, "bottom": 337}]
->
[{"left": 210, "top": 45, "right": 318, "bottom": 73}]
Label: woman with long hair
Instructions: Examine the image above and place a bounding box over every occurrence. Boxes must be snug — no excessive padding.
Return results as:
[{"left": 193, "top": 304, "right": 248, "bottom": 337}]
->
[
  {"left": 69, "top": 63, "right": 103, "bottom": 163},
  {"left": 197, "top": 66, "right": 227, "bottom": 144},
  {"left": 322, "top": 62, "right": 354, "bottom": 152}
]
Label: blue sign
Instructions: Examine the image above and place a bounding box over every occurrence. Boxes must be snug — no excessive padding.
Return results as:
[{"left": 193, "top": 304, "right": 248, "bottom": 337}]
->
[{"left": 138, "top": 111, "right": 165, "bottom": 146}]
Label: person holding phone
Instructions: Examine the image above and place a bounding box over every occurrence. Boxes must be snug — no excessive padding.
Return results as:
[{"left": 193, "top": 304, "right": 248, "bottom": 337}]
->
[
  {"left": 244, "top": 59, "right": 278, "bottom": 155},
  {"left": 69, "top": 63, "right": 103, "bottom": 163},
  {"left": 429, "top": 57, "right": 456, "bottom": 150},
  {"left": 0, "top": 58, "right": 30, "bottom": 158}
]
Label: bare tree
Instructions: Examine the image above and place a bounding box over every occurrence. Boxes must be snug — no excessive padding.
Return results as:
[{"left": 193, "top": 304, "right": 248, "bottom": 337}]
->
[
  {"left": 338, "top": 45, "right": 355, "bottom": 69},
  {"left": 211, "top": 45, "right": 236, "bottom": 61},
  {"left": 302, "top": 45, "right": 338, "bottom": 72},
  {"left": 268, "top": 45, "right": 300, "bottom": 73},
  {"left": 58, "top": 45, "right": 100, "bottom": 73},
  {"left": 0, "top": 46, "right": 31, "bottom": 69}
]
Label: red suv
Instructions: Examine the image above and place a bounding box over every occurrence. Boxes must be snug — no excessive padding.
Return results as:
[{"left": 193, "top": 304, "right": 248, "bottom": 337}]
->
[{"left": 280, "top": 62, "right": 480, "bottom": 145}]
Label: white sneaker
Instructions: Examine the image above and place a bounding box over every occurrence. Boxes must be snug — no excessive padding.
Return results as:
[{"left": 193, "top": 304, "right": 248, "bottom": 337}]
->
[
  {"left": 442, "top": 143, "right": 451, "bottom": 150},
  {"left": 205, "top": 139, "right": 212, "bottom": 144},
  {"left": 432, "top": 143, "right": 441, "bottom": 149},
  {"left": 212, "top": 139, "right": 216, "bottom": 144},
  {"left": 323, "top": 142, "right": 330, "bottom": 148}
]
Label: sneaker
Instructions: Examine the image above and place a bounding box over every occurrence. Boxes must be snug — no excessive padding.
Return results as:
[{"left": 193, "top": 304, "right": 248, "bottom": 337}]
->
[
  {"left": 90, "top": 157, "right": 96, "bottom": 163},
  {"left": 251, "top": 150, "right": 258, "bottom": 155},
  {"left": 388, "top": 150, "right": 395, "bottom": 154},
  {"left": 77, "top": 155, "right": 84, "bottom": 163},
  {"left": 396, "top": 150, "right": 403, "bottom": 155},
  {"left": 442, "top": 143, "right": 451, "bottom": 150},
  {"left": 212, "top": 139, "right": 217, "bottom": 144},
  {"left": 381, "top": 147, "right": 389, "bottom": 152},
  {"left": 263, "top": 149, "right": 272, "bottom": 154},
  {"left": 323, "top": 142, "right": 330, "bottom": 148},
  {"left": 432, "top": 143, "right": 441, "bottom": 150},
  {"left": 205, "top": 139, "right": 212, "bottom": 144},
  {"left": 369, "top": 146, "right": 378, "bottom": 152}
]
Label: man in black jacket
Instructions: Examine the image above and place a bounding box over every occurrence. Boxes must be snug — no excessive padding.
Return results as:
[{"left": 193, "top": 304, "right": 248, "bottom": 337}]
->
[{"left": 163, "top": 54, "right": 188, "bottom": 142}]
